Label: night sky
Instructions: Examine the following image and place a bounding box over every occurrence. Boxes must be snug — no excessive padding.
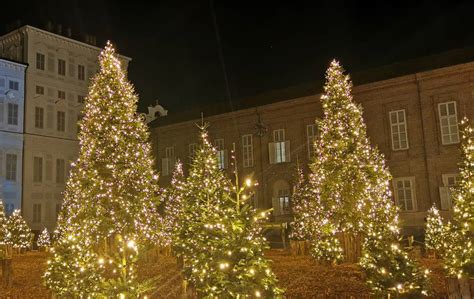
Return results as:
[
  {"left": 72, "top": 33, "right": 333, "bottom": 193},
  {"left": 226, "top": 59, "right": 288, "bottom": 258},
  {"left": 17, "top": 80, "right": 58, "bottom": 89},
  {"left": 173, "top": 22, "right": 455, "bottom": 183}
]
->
[{"left": 2, "top": 1, "right": 474, "bottom": 113}]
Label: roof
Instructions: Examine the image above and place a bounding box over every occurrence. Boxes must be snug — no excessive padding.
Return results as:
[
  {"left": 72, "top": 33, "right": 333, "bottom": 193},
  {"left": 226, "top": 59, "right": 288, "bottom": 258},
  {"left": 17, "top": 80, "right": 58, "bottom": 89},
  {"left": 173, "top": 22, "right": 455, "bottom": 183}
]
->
[
  {"left": 0, "top": 25, "right": 132, "bottom": 62},
  {"left": 0, "top": 57, "right": 28, "bottom": 67},
  {"left": 151, "top": 46, "right": 474, "bottom": 128}
]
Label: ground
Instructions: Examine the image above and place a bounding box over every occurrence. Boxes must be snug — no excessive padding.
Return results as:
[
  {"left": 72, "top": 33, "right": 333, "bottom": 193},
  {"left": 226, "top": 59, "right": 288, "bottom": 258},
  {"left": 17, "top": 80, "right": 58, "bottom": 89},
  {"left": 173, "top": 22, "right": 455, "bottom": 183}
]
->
[{"left": 0, "top": 250, "right": 450, "bottom": 298}]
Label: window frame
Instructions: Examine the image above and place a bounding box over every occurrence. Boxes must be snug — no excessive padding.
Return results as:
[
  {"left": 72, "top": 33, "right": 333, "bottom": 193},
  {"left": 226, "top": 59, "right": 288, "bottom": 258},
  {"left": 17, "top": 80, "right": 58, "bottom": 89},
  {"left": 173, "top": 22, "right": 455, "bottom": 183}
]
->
[
  {"left": 35, "top": 106, "right": 44, "bottom": 129},
  {"left": 78, "top": 64, "right": 85, "bottom": 81},
  {"left": 7, "top": 103, "right": 18, "bottom": 125},
  {"left": 438, "top": 101, "right": 460, "bottom": 145},
  {"left": 57, "top": 110, "right": 66, "bottom": 132},
  {"left": 242, "top": 134, "right": 254, "bottom": 168},
  {"left": 393, "top": 177, "right": 417, "bottom": 212},
  {"left": 36, "top": 53, "right": 45, "bottom": 70},
  {"left": 389, "top": 109, "right": 409, "bottom": 150},
  {"left": 57, "top": 58, "right": 66, "bottom": 76},
  {"left": 5, "top": 153, "right": 17, "bottom": 181},
  {"left": 306, "top": 123, "right": 318, "bottom": 159},
  {"left": 33, "top": 156, "right": 43, "bottom": 183}
]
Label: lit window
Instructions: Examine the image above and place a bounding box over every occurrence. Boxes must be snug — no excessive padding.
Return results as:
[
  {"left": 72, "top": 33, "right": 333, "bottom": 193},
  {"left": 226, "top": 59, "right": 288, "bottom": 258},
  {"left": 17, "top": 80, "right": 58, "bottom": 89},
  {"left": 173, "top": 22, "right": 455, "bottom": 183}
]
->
[
  {"left": 162, "top": 147, "right": 175, "bottom": 176},
  {"left": 278, "top": 189, "right": 291, "bottom": 215},
  {"left": 269, "top": 129, "right": 290, "bottom": 164},
  {"left": 439, "top": 174, "right": 460, "bottom": 210},
  {"left": 214, "top": 139, "right": 227, "bottom": 169},
  {"left": 389, "top": 110, "right": 409, "bottom": 150}
]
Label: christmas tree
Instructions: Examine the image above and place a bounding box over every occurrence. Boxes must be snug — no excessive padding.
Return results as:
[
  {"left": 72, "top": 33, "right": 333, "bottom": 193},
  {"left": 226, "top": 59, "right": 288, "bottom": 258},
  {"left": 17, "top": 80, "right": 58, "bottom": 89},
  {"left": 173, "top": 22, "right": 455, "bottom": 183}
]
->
[
  {"left": 444, "top": 117, "right": 473, "bottom": 278},
  {"left": 37, "top": 227, "right": 51, "bottom": 248},
  {"left": 44, "top": 42, "right": 160, "bottom": 297},
  {"left": 161, "top": 160, "right": 186, "bottom": 247},
  {"left": 425, "top": 206, "right": 448, "bottom": 254},
  {"left": 289, "top": 164, "right": 311, "bottom": 241},
  {"left": 5, "top": 209, "right": 31, "bottom": 250},
  {"left": 175, "top": 125, "right": 282, "bottom": 297},
  {"left": 0, "top": 200, "right": 7, "bottom": 246},
  {"left": 307, "top": 60, "right": 427, "bottom": 295}
]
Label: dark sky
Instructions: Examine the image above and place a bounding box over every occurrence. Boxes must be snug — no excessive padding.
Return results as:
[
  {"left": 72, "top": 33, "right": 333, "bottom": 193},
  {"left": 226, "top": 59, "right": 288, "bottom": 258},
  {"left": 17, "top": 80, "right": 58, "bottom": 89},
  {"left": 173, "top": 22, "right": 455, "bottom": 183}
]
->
[{"left": 2, "top": 1, "right": 474, "bottom": 113}]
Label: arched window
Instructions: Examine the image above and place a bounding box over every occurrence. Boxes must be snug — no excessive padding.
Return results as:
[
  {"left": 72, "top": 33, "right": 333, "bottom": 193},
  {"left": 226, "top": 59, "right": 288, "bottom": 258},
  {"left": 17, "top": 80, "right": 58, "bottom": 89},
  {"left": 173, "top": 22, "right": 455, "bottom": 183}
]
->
[{"left": 272, "top": 179, "right": 291, "bottom": 216}]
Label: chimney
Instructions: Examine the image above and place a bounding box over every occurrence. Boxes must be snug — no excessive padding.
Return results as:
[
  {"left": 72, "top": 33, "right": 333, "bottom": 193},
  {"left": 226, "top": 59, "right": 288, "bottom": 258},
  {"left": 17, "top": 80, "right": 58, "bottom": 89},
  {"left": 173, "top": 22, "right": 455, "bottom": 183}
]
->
[
  {"left": 56, "top": 24, "right": 62, "bottom": 35},
  {"left": 46, "top": 21, "right": 53, "bottom": 31},
  {"left": 66, "top": 27, "right": 72, "bottom": 37}
]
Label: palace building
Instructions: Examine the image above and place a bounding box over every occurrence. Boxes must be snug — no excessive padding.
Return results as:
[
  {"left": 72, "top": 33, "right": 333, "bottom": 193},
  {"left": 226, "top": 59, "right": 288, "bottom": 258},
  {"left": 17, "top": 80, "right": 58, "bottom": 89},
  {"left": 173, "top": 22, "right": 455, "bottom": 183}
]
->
[{"left": 150, "top": 49, "right": 474, "bottom": 238}]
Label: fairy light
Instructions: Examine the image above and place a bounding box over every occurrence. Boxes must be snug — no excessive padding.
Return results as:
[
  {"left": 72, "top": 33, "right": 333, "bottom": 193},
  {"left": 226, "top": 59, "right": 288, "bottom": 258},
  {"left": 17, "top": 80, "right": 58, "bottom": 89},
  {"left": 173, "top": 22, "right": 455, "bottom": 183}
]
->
[
  {"left": 37, "top": 227, "right": 51, "bottom": 249},
  {"left": 5, "top": 209, "right": 32, "bottom": 249}
]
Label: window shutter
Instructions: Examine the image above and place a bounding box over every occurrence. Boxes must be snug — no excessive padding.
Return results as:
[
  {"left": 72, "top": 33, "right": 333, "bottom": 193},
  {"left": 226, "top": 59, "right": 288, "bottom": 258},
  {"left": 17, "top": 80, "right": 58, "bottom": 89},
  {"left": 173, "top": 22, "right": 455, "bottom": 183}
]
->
[
  {"left": 162, "top": 158, "right": 169, "bottom": 176},
  {"left": 46, "top": 105, "right": 54, "bottom": 129},
  {"left": 284, "top": 140, "right": 291, "bottom": 162},
  {"left": 439, "top": 187, "right": 451, "bottom": 210},
  {"left": 272, "top": 197, "right": 281, "bottom": 216},
  {"left": 268, "top": 142, "right": 276, "bottom": 164},
  {"left": 0, "top": 97, "right": 4, "bottom": 123},
  {"left": 45, "top": 154, "right": 53, "bottom": 181}
]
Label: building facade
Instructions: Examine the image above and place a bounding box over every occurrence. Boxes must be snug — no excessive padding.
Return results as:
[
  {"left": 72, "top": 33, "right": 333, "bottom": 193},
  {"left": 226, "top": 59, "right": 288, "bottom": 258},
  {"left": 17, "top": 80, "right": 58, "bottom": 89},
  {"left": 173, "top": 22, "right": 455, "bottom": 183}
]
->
[
  {"left": 0, "top": 25, "right": 131, "bottom": 233},
  {"left": 151, "top": 59, "right": 474, "bottom": 237},
  {"left": 0, "top": 58, "right": 27, "bottom": 215}
]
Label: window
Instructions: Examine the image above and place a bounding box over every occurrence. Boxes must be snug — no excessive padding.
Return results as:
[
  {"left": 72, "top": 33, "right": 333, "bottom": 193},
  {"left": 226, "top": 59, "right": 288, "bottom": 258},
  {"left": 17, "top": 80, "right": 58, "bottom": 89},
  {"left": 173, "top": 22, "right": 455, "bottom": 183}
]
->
[
  {"left": 57, "top": 90, "right": 66, "bottom": 101},
  {"left": 35, "top": 107, "right": 44, "bottom": 129},
  {"left": 189, "top": 143, "right": 198, "bottom": 158},
  {"left": 77, "top": 95, "right": 85, "bottom": 104},
  {"left": 58, "top": 59, "right": 66, "bottom": 76},
  {"left": 33, "top": 156, "right": 43, "bottom": 183},
  {"left": 77, "top": 114, "right": 82, "bottom": 133},
  {"left": 307, "top": 124, "right": 318, "bottom": 158},
  {"left": 393, "top": 177, "right": 416, "bottom": 212},
  {"left": 438, "top": 102, "right": 459, "bottom": 144},
  {"left": 269, "top": 129, "right": 290, "bottom": 164},
  {"left": 56, "top": 159, "right": 65, "bottom": 184},
  {"left": 242, "top": 134, "right": 254, "bottom": 168},
  {"left": 439, "top": 174, "right": 461, "bottom": 210},
  {"left": 33, "top": 204, "right": 42, "bottom": 223},
  {"left": 78, "top": 65, "right": 85, "bottom": 81},
  {"left": 7, "top": 103, "right": 18, "bottom": 125},
  {"left": 36, "top": 85, "right": 44, "bottom": 95},
  {"left": 9, "top": 80, "right": 19, "bottom": 91},
  {"left": 389, "top": 110, "right": 409, "bottom": 150},
  {"left": 162, "top": 147, "right": 175, "bottom": 176},
  {"left": 215, "top": 139, "right": 227, "bottom": 169},
  {"left": 57, "top": 111, "right": 66, "bottom": 132},
  {"left": 36, "top": 53, "right": 45, "bottom": 70},
  {"left": 278, "top": 189, "right": 291, "bottom": 215},
  {"left": 5, "top": 154, "right": 17, "bottom": 181}
]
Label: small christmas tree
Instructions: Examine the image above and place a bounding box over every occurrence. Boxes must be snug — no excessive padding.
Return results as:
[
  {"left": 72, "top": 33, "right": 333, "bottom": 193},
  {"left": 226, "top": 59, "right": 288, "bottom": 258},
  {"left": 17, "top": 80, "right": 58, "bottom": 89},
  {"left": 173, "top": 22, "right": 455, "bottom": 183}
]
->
[
  {"left": 44, "top": 42, "right": 160, "bottom": 297},
  {"left": 425, "top": 206, "right": 447, "bottom": 254},
  {"left": 175, "top": 125, "right": 282, "bottom": 297},
  {"left": 289, "top": 164, "right": 311, "bottom": 241},
  {"left": 444, "top": 117, "right": 473, "bottom": 278},
  {"left": 306, "top": 60, "right": 428, "bottom": 295},
  {"left": 0, "top": 200, "right": 7, "bottom": 246},
  {"left": 5, "top": 209, "right": 31, "bottom": 250},
  {"left": 161, "top": 160, "right": 186, "bottom": 247},
  {"left": 37, "top": 228, "right": 51, "bottom": 248}
]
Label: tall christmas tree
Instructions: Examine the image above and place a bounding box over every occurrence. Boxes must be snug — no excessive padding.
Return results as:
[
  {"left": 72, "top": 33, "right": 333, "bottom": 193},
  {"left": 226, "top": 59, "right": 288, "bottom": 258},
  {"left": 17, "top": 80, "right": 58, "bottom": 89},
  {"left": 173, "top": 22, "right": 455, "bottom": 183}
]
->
[
  {"left": 175, "top": 125, "right": 282, "bottom": 297},
  {"left": 290, "top": 163, "right": 313, "bottom": 241},
  {"left": 44, "top": 42, "right": 160, "bottom": 297},
  {"left": 161, "top": 160, "right": 186, "bottom": 247},
  {"left": 5, "top": 209, "right": 31, "bottom": 250},
  {"left": 307, "top": 60, "right": 427, "bottom": 295},
  {"left": 444, "top": 117, "right": 473, "bottom": 278}
]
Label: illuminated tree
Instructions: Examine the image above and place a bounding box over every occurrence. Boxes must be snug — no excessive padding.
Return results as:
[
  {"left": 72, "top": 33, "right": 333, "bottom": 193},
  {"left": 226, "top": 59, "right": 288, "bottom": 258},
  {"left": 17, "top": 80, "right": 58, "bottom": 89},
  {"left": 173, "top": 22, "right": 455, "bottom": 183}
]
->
[
  {"left": 289, "top": 165, "right": 311, "bottom": 241},
  {"left": 175, "top": 125, "right": 282, "bottom": 297},
  {"left": 307, "top": 60, "right": 428, "bottom": 295},
  {"left": 161, "top": 160, "right": 186, "bottom": 247},
  {"left": 5, "top": 209, "right": 31, "bottom": 250},
  {"left": 37, "top": 228, "right": 51, "bottom": 249},
  {"left": 425, "top": 206, "right": 448, "bottom": 254},
  {"left": 44, "top": 42, "right": 160, "bottom": 297},
  {"left": 444, "top": 117, "right": 473, "bottom": 278}
]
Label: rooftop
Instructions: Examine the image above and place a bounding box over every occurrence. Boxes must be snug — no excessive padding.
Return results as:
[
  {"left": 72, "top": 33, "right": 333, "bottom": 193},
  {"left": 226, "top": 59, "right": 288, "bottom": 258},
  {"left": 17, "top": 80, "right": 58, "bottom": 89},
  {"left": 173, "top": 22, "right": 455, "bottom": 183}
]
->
[{"left": 151, "top": 46, "right": 474, "bottom": 128}]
